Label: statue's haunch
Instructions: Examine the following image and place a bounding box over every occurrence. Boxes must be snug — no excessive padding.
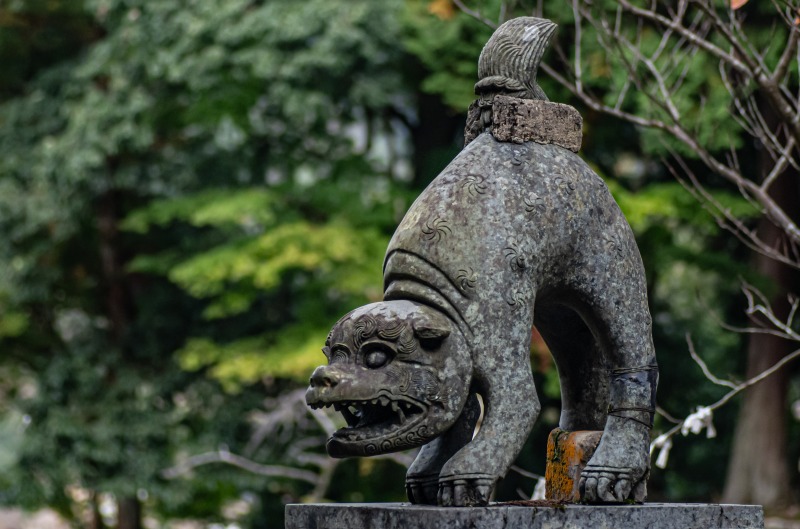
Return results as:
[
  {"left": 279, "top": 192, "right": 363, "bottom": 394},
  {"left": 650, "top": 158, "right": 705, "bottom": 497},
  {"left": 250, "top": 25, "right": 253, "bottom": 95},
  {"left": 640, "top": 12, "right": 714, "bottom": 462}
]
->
[{"left": 306, "top": 16, "right": 657, "bottom": 507}]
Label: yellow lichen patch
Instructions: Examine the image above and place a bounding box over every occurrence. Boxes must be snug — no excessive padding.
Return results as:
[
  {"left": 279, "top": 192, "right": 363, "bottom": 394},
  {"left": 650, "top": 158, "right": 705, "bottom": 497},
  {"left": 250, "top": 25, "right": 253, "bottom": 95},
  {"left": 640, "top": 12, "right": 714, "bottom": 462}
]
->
[{"left": 545, "top": 428, "right": 603, "bottom": 502}]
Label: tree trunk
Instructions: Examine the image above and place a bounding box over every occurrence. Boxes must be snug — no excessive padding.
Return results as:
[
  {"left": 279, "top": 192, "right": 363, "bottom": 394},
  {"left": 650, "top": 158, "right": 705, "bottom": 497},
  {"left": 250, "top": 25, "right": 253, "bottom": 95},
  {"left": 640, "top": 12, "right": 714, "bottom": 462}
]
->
[
  {"left": 117, "top": 496, "right": 141, "bottom": 529},
  {"left": 98, "top": 178, "right": 141, "bottom": 529},
  {"left": 89, "top": 491, "right": 104, "bottom": 529},
  {"left": 97, "top": 187, "right": 128, "bottom": 343},
  {"left": 722, "top": 287, "right": 793, "bottom": 507},
  {"left": 722, "top": 164, "right": 798, "bottom": 510}
]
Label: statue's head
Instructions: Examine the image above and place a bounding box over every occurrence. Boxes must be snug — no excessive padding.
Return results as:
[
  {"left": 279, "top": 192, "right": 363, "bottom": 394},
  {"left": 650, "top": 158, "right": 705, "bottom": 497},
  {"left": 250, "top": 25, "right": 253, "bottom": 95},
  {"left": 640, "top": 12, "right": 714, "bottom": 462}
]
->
[{"left": 305, "top": 300, "right": 472, "bottom": 457}]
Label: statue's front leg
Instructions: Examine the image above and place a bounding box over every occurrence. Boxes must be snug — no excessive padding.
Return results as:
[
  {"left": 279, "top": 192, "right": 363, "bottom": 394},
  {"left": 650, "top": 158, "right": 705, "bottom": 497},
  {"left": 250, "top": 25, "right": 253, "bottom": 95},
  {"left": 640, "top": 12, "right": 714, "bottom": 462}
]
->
[
  {"left": 577, "top": 271, "right": 658, "bottom": 503},
  {"left": 579, "top": 367, "right": 656, "bottom": 502},
  {"left": 405, "top": 393, "right": 481, "bottom": 505},
  {"left": 437, "top": 344, "right": 539, "bottom": 506}
]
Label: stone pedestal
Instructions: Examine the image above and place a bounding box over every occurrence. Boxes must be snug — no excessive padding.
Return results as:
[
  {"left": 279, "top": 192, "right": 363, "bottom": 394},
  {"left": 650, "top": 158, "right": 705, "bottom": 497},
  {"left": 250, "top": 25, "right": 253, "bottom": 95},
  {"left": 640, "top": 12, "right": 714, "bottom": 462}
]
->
[{"left": 285, "top": 502, "right": 764, "bottom": 529}]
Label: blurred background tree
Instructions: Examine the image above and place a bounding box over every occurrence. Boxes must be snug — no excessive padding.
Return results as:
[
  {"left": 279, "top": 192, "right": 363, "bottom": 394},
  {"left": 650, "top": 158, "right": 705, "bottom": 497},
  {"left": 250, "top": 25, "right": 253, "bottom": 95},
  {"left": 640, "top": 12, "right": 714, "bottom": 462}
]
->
[{"left": 0, "top": 0, "right": 796, "bottom": 528}]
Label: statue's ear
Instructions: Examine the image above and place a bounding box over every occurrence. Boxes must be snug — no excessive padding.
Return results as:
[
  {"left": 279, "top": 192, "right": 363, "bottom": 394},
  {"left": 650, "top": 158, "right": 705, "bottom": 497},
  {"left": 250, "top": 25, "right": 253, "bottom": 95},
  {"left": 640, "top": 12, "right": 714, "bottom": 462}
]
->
[{"left": 412, "top": 311, "right": 451, "bottom": 350}]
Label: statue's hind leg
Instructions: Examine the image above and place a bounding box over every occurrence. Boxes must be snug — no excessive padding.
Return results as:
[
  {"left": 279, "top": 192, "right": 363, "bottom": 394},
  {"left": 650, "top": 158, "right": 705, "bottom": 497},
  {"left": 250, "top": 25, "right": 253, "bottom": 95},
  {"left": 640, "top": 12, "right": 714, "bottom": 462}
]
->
[{"left": 565, "top": 251, "right": 658, "bottom": 503}]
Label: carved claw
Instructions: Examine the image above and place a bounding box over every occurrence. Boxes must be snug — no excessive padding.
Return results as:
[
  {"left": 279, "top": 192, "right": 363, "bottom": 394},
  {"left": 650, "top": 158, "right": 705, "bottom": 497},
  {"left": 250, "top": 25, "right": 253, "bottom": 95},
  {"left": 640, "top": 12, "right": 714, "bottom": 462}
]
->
[
  {"left": 405, "top": 475, "right": 439, "bottom": 505},
  {"left": 437, "top": 475, "right": 494, "bottom": 506},
  {"left": 579, "top": 466, "right": 645, "bottom": 503},
  {"left": 614, "top": 478, "right": 633, "bottom": 502}
]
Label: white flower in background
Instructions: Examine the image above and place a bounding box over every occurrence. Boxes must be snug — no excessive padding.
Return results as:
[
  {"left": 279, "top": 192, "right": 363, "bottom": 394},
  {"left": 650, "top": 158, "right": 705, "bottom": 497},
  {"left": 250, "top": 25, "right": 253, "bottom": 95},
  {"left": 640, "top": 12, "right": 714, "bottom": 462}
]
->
[
  {"left": 531, "top": 477, "right": 547, "bottom": 500},
  {"left": 650, "top": 433, "right": 673, "bottom": 469},
  {"left": 681, "top": 406, "right": 716, "bottom": 438}
]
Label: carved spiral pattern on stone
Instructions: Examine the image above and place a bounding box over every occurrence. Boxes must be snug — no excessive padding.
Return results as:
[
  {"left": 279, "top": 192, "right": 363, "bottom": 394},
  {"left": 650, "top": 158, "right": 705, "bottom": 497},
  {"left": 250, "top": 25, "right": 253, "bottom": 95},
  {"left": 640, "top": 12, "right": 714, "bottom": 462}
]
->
[
  {"left": 461, "top": 174, "right": 488, "bottom": 196},
  {"left": 377, "top": 321, "right": 404, "bottom": 341},
  {"left": 604, "top": 235, "right": 626, "bottom": 260},
  {"left": 353, "top": 314, "right": 377, "bottom": 350},
  {"left": 595, "top": 174, "right": 608, "bottom": 189},
  {"left": 331, "top": 349, "right": 348, "bottom": 363},
  {"left": 365, "top": 444, "right": 378, "bottom": 455},
  {"left": 421, "top": 217, "right": 452, "bottom": 242},
  {"left": 397, "top": 331, "right": 418, "bottom": 357},
  {"left": 524, "top": 193, "right": 545, "bottom": 214},
  {"left": 555, "top": 175, "right": 577, "bottom": 195},
  {"left": 505, "top": 290, "right": 526, "bottom": 311},
  {"left": 398, "top": 370, "right": 412, "bottom": 393},
  {"left": 504, "top": 245, "right": 527, "bottom": 271},
  {"left": 405, "top": 425, "right": 429, "bottom": 446},
  {"left": 456, "top": 268, "right": 478, "bottom": 292}
]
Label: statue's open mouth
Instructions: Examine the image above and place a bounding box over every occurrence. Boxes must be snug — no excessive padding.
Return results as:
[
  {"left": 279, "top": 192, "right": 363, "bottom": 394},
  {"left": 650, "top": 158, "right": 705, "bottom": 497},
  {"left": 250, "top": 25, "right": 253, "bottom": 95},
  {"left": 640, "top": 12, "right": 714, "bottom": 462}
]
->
[{"left": 309, "top": 394, "right": 426, "bottom": 440}]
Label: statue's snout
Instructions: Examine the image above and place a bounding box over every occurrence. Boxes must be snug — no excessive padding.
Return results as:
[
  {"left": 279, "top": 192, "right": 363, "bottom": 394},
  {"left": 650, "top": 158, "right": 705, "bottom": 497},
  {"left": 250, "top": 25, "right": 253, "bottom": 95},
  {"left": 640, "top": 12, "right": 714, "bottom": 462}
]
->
[
  {"left": 306, "top": 365, "right": 349, "bottom": 409},
  {"left": 309, "top": 365, "right": 340, "bottom": 389}
]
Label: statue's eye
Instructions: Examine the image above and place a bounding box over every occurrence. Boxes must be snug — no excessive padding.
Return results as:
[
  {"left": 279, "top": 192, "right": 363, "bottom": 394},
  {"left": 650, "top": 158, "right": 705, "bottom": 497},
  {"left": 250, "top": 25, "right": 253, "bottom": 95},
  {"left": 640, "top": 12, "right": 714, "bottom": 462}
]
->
[{"left": 364, "top": 347, "right": 392, "bottom": 369}]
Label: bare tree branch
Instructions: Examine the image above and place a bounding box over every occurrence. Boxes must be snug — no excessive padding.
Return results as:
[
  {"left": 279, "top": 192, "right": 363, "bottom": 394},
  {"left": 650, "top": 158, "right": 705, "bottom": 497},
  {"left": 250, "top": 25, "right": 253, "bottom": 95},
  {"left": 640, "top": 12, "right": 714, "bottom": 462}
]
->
[
  {"left": 616, "top": 0, "right": 751, "bottom": 74},
  {"left": 773, "top": 21, "right": 799, "bottom": 84},
  {"left": 656, "top": 405, "right": 683, "bottom": 424},
  {"left": 452, "top": 0, "right": 497, "bottom": 29},
  {"left": 653, "top": 345, "right": 800, "bottom": 448},
  {"left": 686, "top": 334, "right": 738, "bottom": 389},
  {"left": 161, "top": 449, "right": 320, "bottom": 484}
]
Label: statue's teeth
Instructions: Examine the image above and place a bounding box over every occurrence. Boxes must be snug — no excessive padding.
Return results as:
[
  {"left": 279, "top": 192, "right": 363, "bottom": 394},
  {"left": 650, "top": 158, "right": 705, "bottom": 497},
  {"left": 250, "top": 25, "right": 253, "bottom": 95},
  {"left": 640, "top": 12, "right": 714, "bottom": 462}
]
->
[
  {"left": 397, "top": 407, "right": 406, "bottom": 425},
  {"left": 380, "top": 397, "right": 390, "bottom": 407},
  {"left": 391, "top": 402, "right": 399, "bottom": 412},
  {"left": 372, "top": 399, "right": 378, "bottom": 405}
]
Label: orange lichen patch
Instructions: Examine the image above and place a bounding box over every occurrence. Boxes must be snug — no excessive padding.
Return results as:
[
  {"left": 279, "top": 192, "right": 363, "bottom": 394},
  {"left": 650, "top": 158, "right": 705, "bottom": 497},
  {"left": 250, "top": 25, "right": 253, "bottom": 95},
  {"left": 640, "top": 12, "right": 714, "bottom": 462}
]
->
[
  {"left": 545, "top": 428, "right": 603, "bottom": 502},
  {"left": 427, "top": 0, "right": 455, "bottom": 19}
]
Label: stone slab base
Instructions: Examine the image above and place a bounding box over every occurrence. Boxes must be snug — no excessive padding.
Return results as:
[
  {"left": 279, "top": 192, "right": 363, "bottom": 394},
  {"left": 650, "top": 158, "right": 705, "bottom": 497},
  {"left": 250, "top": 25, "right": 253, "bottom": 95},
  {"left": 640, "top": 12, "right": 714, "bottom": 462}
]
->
[{"left": 285, "top": 502, "right": 764, "bottom": 529}]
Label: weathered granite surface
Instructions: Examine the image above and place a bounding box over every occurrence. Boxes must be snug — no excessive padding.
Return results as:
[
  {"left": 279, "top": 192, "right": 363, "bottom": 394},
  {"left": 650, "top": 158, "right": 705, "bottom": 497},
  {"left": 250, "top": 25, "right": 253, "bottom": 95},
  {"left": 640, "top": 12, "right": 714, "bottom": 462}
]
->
[
  {"left": 305, "top": 16, "right": 658, "bottom": 506},
  {"left": 465, "top": 96, "right": 583, "bottom": 150},
  {"left": 285, "top": 503, "right": 765, "bottom": 529}
]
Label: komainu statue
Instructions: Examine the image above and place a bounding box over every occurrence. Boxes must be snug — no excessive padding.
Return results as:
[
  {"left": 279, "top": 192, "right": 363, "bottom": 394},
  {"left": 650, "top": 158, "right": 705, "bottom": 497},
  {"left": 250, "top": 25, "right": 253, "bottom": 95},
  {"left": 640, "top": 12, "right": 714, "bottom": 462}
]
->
[{"left": 305, "top": 17, "right": 658, "bottom": 507}]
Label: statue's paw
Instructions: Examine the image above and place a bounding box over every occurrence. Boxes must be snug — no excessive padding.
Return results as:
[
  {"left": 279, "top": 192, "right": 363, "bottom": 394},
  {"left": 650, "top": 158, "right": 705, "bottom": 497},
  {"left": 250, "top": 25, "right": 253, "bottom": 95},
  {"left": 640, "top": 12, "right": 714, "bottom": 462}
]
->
[
  {"left": 578, "top": 466, "right": 646, "bottom": 503},
  {"left": 437, "top": 474, "right": 494, "bottom": 506},
  {"left": 405, "top": 474, "right": 439, "bottom": 505},
  {"left": 579, "top": 415, "right": 650, "bottom": 503}
]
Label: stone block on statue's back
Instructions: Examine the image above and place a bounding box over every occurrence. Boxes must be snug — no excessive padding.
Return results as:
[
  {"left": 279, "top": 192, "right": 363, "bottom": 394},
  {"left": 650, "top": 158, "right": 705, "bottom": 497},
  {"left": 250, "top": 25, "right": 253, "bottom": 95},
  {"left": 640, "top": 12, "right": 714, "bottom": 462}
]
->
[{"left": 305, "top": 16, "right": 658, "bottom": 507}]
